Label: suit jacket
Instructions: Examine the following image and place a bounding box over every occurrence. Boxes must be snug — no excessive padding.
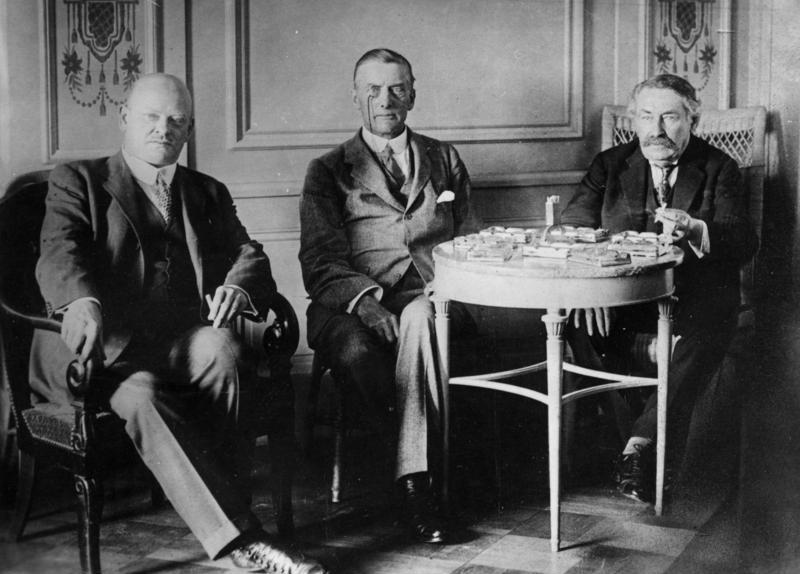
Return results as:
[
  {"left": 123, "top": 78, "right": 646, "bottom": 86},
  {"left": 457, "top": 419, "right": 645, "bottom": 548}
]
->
[
  {"left": 299, "top": 129, "right": 478, "bottom": 344},
  {"left": 562, "top": 135, "right": 758, "bottom": 314},
  {"left": 31, "top": 152, "right": 275, "bottom": 403}
]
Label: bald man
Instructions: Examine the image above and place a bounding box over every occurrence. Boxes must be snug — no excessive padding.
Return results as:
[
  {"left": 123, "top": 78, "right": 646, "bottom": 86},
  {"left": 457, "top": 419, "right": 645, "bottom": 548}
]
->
[{"left": 31, "top": 74, "right": 327, "bottom": 573}]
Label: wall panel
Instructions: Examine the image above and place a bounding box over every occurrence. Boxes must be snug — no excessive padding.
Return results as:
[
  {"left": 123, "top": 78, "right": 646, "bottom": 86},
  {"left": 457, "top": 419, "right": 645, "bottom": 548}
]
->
[{"left": 226, "top": 0, "right": 584, "bottom": 149}]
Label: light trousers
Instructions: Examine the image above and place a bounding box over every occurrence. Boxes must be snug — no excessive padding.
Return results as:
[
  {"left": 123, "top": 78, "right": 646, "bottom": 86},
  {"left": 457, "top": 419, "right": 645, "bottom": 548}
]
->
[
  {"left": 313, "top": 292, "right": 475, "bottom": 480},
  {"left": 106, "top": 325, "right": 261, "bottom": 559}
]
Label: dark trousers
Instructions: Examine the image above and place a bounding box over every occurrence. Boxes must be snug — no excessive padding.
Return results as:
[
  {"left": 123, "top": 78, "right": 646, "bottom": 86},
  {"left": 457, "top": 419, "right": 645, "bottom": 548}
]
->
[{"left": 566, "top": 292, "right": 738, "bottom": 463}]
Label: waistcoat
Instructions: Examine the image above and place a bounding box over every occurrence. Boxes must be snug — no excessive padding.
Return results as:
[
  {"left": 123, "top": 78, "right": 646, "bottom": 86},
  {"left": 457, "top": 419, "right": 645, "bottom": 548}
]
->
[{"left": 132, "top": 189, "right": 200, "bottom": 333}]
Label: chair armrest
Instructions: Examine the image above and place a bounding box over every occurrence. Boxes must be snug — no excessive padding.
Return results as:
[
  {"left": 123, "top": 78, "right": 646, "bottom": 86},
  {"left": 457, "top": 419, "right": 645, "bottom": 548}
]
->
[
  {"left": 0, "top": 299, "right": 61, "bottom": 333},
  {"left": 261, "top": 293, "right": 300, "bottom": 357},
  {"left": 0, "top": 298, "right": 93, "bottom": 398}
]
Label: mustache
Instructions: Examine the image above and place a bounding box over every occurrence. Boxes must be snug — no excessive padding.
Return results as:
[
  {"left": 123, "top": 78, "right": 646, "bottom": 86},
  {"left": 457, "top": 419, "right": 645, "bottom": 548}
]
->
[{"left": 643, "top": 135, "right": 677, "bottom": 149}]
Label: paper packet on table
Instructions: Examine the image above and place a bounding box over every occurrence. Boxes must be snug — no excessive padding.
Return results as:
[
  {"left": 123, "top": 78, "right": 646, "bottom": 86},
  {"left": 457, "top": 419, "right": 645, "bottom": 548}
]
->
[
  {"left": 609, "top": 231, "right": 671, "bottom": 257},
  {"left": 466, "top": 243, "right": 515, "bottom": 262},
  {"left": 569, "top": 245, "right": 631, "bottom": 267},
  {"left": 478, "top": 226, "right": 537, "bottom": 245},
  {"left": 546, "top": 225, "right": 609, "bottom": 243},
  {"left": 522, "top": 242, "right": 572, "bottom": 259}
]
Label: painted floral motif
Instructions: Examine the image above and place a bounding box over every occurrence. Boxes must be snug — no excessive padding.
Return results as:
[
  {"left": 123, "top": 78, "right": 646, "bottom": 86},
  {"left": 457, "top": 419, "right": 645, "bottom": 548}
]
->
[
  {"left": 62, "top": 46, "right": 84, "bottom": 92},
  {"left": 654, "top": 43, "right": 673, "bottom": 74},
  {"left": 120, "top": 45, "right": 142, "bottom": 91},
  {"left": 698, "top": 43, "right": 717, "bottom": 80}
]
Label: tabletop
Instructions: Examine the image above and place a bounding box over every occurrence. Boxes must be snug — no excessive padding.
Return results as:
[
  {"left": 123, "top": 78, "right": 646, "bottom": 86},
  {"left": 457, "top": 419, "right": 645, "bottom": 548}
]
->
[{"left": 432, "top": 241, "right": 684, "bottom": 310}]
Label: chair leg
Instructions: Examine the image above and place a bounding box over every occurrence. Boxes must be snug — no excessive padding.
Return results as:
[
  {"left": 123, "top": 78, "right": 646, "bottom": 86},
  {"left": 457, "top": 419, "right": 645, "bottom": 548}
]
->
[
  {"left": 7, "top": 450, "right": 36, "bottom": 542},
  {"left": 491, "top": 393, "right": 503, "bottom": 511},
  {"left": 74, "top": 474, "right": 103, "bottom": 574},
  {"left": 0, "top": 392, "right": 11, "bottom": 502},
  {"left": 331, "top": 391, "right": 344, "bottom": 504},
  {"left": 270, "top": 430, "right": 295, "bottom": 539},
  {"left": 303, "top": 356, "right": 325, "bottom": 456}
]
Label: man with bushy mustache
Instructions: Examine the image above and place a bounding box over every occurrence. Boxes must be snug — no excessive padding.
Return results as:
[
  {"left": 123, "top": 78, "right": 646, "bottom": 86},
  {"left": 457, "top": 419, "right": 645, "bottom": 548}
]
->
[{"left": 560, "top": 74, "right": 757, "bottom": 504}]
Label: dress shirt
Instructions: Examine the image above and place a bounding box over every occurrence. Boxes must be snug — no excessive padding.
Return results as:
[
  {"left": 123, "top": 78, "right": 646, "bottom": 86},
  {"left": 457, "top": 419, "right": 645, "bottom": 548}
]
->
[
  {"left": 123, "top": 147, "right": 178, "bottom": 213},
  {"left": 648, "top": 162, "right": 710, "bottom": 257},
  {"left": 361, "top": 127, "right": 411, "bottom": 179}
]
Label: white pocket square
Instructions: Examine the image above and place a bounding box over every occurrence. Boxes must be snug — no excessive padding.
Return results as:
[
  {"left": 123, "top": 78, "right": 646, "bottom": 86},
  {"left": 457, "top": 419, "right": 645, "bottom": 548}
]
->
[{"left": 437, "top": 190, "right": 455, "bottom": 203}]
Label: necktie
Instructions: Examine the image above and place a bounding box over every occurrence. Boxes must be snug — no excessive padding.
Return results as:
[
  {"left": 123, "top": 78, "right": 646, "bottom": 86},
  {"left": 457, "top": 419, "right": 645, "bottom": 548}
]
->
[
  {"left": 379, "top": 145, "right": 406, "bottom": 187},
  {"left": 655, "top": 164, "right": 676, "bottom": 207},
  {"left": 154, "top": 172, "right": 173, "bottom": 224}
]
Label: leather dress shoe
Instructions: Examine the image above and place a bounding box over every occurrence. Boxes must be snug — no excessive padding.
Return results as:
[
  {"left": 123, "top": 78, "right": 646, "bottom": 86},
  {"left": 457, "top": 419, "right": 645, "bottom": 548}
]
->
[
  {"left": 229, "top": 539, "right": 329, "bottom": 573},
  {"left": 397, "top": 472, "right": 449, "bottom": 544},
  {"left": 613, "top": 443, "right": 653, "bottom": 503}
]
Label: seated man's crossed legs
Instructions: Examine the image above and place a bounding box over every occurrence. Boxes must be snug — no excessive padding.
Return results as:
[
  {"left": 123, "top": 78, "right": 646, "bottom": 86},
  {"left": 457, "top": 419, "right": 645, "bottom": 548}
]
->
[
  {"left": 105, "top": 325, "right": 326, "bottom": 573},
  {"left": 313, "top": 290, "right": 476, "bottom": 544}
]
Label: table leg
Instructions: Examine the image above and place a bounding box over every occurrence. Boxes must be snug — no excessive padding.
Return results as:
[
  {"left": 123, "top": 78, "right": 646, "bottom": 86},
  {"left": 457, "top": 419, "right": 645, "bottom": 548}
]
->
[
  {"left": 655, "top": 296, "right": 675, "bottom": 516},
  {"left": 542, "top": 309, "right": 566, "bottom": 552},
  {"left": 433, "top": 297, "right": 451, "bottom": 513}
]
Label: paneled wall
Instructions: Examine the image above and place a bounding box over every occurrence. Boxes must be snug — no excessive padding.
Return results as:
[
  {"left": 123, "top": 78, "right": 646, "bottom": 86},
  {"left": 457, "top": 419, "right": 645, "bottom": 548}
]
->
[{"left": 1, "top": 0, "right": 795, "bottom": 371}]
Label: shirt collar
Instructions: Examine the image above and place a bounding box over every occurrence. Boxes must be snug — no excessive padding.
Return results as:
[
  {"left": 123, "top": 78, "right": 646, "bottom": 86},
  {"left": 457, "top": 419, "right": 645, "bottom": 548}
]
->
[
  {"left": 360, "top": 127, "right": 408, "bottom": 156},
  {"left": 649, "top": 161, "right": 678, "bottom": 173},
  {"left": 122, "top": 148, "right": 178, "bottom": 186}
]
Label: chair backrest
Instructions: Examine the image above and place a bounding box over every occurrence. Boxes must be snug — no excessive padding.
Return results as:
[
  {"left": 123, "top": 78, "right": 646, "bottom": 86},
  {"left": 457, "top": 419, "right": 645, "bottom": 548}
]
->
[
  {"left": 601, "top": 105, "right": 767, "bottom": 309},
  {"left": 0, "top": 171, "right": 51, "bottom": 315},
  {"left": 0, "top": 171, "right": 52, "bottom": 431}
]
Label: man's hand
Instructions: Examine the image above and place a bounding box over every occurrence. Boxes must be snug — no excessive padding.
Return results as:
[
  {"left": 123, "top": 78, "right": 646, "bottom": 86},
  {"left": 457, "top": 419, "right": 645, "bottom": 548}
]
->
[
  {"left": 206, "top": 286, "right": 248, "bottom": 328},
  {"left": 354, "top": 294, "right": 399, "bottom": 345},
  {"left": 61, "top": 299, "right": 105, "bottom": 362},
  {"left": 656, "top": 207, "right": 703, "bottom": 244},
  {"left": 569, "top": 307, "right": 614, "bottom": 338}
]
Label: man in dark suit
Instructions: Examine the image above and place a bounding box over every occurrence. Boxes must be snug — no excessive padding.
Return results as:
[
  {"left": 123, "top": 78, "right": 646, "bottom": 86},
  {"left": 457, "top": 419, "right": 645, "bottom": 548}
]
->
[
  {"left": 31, "top": 74, "right": 327, "bottom": 573},
  {"left": 299, "top": 49, "right": 479, "bottom": 543},
  {"left": 561, "top": 74, "right": 758, "bottom": 503}
]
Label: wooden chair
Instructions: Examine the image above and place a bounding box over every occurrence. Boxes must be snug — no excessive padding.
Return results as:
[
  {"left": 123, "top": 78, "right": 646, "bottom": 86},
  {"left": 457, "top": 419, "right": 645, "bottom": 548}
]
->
[
  {"left": 601, "top": 105, "right": 768, "bottom": 314},
  {"left": 0, "top": 171, "right": 300, "bottom": 574}
]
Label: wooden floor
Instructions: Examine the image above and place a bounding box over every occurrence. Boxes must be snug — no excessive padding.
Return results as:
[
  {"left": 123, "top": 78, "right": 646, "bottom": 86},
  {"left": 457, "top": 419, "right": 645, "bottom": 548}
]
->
[
  {"left": 2, "top": 284, "right": 800, "bottom": 573},
  {"left": 0, "top": 444, "right": 741, "bottom": 574}
]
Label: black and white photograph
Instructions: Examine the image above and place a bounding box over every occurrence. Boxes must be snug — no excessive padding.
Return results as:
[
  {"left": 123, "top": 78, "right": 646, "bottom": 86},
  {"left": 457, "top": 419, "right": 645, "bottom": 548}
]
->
[{"left": 1, "top": 1, "right": 798, "bottom": 572}]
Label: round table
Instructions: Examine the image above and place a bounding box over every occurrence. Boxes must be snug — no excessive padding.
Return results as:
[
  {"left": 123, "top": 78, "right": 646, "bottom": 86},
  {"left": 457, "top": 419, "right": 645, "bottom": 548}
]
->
[{"left": 431, "top": 241, "right": 683, "bottom": 552}]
